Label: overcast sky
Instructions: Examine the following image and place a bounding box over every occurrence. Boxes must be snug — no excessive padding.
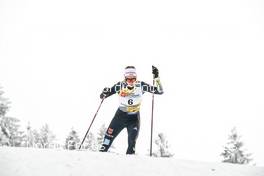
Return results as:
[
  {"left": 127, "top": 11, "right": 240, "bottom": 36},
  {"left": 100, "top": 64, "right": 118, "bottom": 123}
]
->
[{"left": 1, "top": 0, "right": 264, "bottom": 165}]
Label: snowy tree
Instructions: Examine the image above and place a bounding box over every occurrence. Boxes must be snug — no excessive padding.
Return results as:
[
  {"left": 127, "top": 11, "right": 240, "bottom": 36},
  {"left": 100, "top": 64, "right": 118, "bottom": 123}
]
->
[
  {"left": 0, "top": 116, "right": 25, "bottom": 146},
  {"left": 0, "top": 119, "right": 9, "bottom": 146},
  {"left": 0, "top": 124, "right": 9, "bottom": 146},
  {"left": 0, "top": 86, "right": 11, "bottom": 145},
  {"left": 32, "top": 129, "right": 42, "bottom": 148},
  {"left": 83, "top": 132, "right": 97, "bottom": 151},
  {"left": 38, "top": 124, "right": 56, "bottom": 148},
  {"left": 65, "top": 128, "right": 80, "bottom": 150},
  {"left": 96, "top": 124, "right": 107, "bottom": 148},
  {"left": 3, "top": 117, "right": 25, "bottom": 146},
  {"left": 96, "top": 124, "right": 115, "bottom": 151},
  {"left": 221, "top": 127, "right": 252, "bottom": 164},
  {"left": 0, "top": 86, "right": 25, "bottom": 146},
  {"left": 23, "top": 122, "right": 35, "bottom": 147},
  {"left": 153, "top": 133, "right": 173, "bottom": 158},
  {"left": 0, "top": 86, "right": 10, "bottom": 117}
]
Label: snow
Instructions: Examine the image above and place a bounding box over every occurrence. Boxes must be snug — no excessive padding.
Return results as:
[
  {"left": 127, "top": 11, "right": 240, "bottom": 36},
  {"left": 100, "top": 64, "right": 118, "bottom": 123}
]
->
[{"left": 0, "top": 147, "right": 263, "bottom": 176}]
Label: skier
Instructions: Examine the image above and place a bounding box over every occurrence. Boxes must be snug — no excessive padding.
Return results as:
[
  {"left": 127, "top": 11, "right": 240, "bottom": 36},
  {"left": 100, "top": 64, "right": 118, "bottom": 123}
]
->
[{"left": 99, "top": 66, "right": 163, "bottom": 154}]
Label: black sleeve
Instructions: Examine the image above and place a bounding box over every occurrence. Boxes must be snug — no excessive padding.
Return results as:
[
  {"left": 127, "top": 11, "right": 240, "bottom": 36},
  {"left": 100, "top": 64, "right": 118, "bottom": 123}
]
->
[
  {"left": 104, "top": 82, "right": 122, "bottom": 98},
  {"left": 141, "top": 81, "right": 163, "bottom": 95}
]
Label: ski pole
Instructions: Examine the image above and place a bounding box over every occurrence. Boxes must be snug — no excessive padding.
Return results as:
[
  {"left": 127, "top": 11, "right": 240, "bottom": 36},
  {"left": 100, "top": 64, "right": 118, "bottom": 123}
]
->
[
  {"left": 150, "top": 66, "right": 155, "bottom": 156},
  {"left": 79, "top": 98, "right": 105, "bottom": 150}
]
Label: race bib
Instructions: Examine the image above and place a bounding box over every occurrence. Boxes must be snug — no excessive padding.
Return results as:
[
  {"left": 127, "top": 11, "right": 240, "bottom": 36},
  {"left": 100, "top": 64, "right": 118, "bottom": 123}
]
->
[{"left": 118, "top": 84, "right": 143, "bottom": 112}]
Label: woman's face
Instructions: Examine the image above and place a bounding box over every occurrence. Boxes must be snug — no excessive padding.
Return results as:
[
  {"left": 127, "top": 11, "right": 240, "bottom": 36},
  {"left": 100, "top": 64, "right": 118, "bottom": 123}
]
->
[{"left": 125, "top": 77, "right": 136, "bottom": 86}]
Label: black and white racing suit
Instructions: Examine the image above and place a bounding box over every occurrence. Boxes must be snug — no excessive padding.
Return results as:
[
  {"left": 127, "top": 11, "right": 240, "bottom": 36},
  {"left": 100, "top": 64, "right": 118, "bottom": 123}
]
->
[{"left": 100, "top": 78, "right": 163, "bottom": 154}]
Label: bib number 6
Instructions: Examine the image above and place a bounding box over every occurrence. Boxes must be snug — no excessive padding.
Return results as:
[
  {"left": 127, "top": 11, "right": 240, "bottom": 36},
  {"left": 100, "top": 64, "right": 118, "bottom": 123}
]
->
[{"left": 128, "top": 99, "right": 134, "bottom": 105}]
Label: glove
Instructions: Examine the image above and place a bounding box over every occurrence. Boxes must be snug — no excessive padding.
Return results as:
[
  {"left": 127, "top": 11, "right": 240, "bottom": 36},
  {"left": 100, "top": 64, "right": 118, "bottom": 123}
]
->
[
  {"left": 152, "top": 65, "right": 159, "bottom": 79},
  {"left": 100, "top": 87, "right": 110, "bottom": 99}
]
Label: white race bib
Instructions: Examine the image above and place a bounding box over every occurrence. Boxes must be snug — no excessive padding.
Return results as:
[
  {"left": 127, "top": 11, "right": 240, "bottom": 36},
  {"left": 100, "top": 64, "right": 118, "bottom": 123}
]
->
[{"left": 118, "top": 83, "right": 143, "bottom": 112}]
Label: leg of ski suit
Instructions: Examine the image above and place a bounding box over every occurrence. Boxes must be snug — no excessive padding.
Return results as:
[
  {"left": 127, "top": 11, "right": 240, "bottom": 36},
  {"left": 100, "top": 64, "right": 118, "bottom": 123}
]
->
[
  {"left": 126, "top": 115, "right": 140, "bottom": 154},
  {"left": 100, "top": 109, "right": 140, "bottom": 154}
]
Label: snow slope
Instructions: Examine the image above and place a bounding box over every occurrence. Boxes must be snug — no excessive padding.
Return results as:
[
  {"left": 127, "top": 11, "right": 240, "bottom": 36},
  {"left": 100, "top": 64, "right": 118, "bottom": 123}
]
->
[{"left": 0, "top": 147, "right": 263, "bottom": 176}]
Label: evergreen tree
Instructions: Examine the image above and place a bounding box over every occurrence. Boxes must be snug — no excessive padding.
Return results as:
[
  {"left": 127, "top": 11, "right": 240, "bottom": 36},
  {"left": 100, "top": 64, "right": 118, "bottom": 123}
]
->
[
  {"left": 0, "top": 86, "right": 26, "bottom": 147},
  {"left": 65, "top": 128, "right": 80, "bottom": 150},
  {"left": 221, "top": 127, "right": 252, "bottom": 164},
  {"left": 24, "top": 122, "right": 35, "bottom": 147},
  {"left": 0, "top": 117, "right": 10, "bottom": 146},
  {"left": 0, "top": 86, "right": 10, "bottom": 117},
  {"left": 2, "top": 116, "right": 25, "bottom": 146},
  {"left": 39, "top": 124, "right": 56, "bottom": 148},
  {"left": 32, "top": 129, "right": 41, "bottom": 148},
  {"left": 0, "top": 86, "right": 10, "bottom": 145},
  {"left": 153, "top": 133, "right": 173, "bottom": 157},
  {"left": 97, "top": 124, "right": 107, "bottom": 148},
  {"left": 84, "top": 132, "right": 97, "bottom": 151},
  {"left": 96, "top": 124, "right": 115, "bottom": 151}
]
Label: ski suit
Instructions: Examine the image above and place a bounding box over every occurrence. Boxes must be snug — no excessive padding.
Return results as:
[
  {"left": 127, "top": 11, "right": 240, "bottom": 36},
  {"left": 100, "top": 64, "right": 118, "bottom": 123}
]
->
[{"left": 100, "top": 79, "right": 163, "bottom": 154}]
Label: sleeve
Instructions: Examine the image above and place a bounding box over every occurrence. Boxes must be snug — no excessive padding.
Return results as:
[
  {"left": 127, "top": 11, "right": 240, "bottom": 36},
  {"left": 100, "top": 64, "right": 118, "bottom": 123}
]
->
[
  {"left": 104, "top": 82, "right": 122, "bottom": 98},
  {"left": 141, "top": 78, "right": 164, "bottom": 95}
]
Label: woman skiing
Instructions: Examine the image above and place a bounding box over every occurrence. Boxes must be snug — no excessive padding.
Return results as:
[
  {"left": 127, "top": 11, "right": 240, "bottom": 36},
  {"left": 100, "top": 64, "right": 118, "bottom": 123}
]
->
[{"left": 99, "top": 66, "right": 163, "bottom": 154}]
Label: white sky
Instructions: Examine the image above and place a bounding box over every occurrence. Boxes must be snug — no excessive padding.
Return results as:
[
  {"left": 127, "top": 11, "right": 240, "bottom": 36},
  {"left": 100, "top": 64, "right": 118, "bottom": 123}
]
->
[{"left": 1, "top": 0, "right": 264, "bottom": 165}]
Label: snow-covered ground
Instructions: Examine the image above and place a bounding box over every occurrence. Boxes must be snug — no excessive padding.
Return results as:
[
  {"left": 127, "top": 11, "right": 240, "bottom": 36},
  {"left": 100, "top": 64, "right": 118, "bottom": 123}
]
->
[{"left": 0, "top": 147, "right": 263, "bottom": 176}]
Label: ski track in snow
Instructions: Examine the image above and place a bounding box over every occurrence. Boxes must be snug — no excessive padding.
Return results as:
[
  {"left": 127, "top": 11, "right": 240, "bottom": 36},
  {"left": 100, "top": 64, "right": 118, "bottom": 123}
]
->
[{"left": 0, "top": 147, "right": 263, "bottom": 176}]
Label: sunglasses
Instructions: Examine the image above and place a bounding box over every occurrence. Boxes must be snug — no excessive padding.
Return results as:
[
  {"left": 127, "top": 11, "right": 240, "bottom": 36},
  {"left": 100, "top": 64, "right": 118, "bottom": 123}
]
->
[{"left": 125, "top": 78, "right": 136, "bottom": 82}]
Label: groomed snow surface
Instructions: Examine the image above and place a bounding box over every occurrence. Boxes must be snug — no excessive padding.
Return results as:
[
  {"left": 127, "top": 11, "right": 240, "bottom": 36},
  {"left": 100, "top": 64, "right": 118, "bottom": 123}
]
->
[{"left": 0, "top": 147, "right": 263, "bottom": 176}]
